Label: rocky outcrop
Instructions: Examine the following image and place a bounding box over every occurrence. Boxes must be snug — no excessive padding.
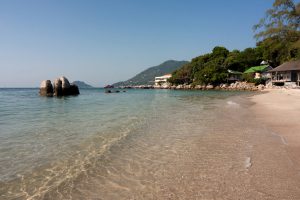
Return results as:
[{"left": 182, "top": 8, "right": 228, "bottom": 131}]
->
[
  {"left": 39, "top": 80, "right": 54, "bottom": 97},
  {"left": 40, "top": 76, "right": 79, "bottom": 97},
  {"left": 115, "top": 81, "right": 266, "bottom": 91},
  {"left": 152, "top": 82, "right": 265, "bottom": 91}
]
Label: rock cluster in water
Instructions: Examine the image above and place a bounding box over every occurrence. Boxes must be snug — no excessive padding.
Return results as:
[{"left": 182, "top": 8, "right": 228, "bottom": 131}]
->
[{"left": 39, "top": 76, "right": 80, "bottom": 97}]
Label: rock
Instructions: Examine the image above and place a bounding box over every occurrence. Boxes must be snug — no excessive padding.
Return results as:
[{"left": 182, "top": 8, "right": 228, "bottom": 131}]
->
[
  {"left": 60, "top": 76, "right": 70, "bottom": 89},
  {"left": 194, "top": 85, "right": 202, "bottom": 90},
  {"left": 53, "top": 77, "right": 79, "bottom": 96},
  {"left": 206, "top": 84, "right": 214, "bottom": 89},
  {"left": 105, "top": 89, "right": 121, "bottom": 93},
  {"left": 40, "top": 76, "right": 79, "bottom": 97},
  {"left": 39, "top": 80, "right": 53, "bottom": 97},
  {"left": 68, "top": 84, "right": 80, "bottom": 95},
  {"left": 185, "top": 85, "right": 192, "bottom": 89},
  {"left": 53, "top": 78, "right": 63, "bottom": 96},
  {"left": 257, "top": 84, "right": 265, "bottom": 90},
  {"left": 176, "top": 85, "right": 183, "bottom": 89}
]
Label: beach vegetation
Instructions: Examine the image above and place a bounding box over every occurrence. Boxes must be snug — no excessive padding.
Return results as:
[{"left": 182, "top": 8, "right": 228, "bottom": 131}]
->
[
  {"left": 242, "top": 74, "right": 268, "bottom": 85},
  {"left": 254, "top": 0, "right": 300, "bottom": 66},
  {"left": 169, "top": 47, "right": 263, "bottom": 86},
  {"left": 170, "top": 0, "right": 300, "bottom": 86}
]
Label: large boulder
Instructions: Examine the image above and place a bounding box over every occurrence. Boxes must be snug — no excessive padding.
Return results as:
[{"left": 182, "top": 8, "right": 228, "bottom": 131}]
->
[
  {"left": 39, "top": 80, "right": 53, "bottom": 97},
  {"left": 68, "top": 84, "right": 80, "bottom": 95},
  {"left": 60, "top": 76, "right": 70, "bottom": 89},
  {"left": 206, "top": 84, "right": 214, "bottom": 90},
  {"left": 53, "top": 76, "right": 79, "bottom": 96},
  {"left": 53, "top": 78, "right": 63, "bottom": 96},
  {"left": 40, "top": 76, "right": 79, "bottom": 97}
]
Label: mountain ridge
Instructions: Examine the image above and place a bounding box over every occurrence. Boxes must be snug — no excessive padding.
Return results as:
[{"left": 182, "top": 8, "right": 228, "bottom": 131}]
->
[
  {"left": 113, "top": 60, "right": 188, "bottom": 86},
  {"left": 72, "top": 81, "right": 93, "bottom": 88}
]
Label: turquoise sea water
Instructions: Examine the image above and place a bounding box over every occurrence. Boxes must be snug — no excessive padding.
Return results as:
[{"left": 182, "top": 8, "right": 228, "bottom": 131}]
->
[{"left": 0, "top": 88, "right": 245, "bottom": 199}]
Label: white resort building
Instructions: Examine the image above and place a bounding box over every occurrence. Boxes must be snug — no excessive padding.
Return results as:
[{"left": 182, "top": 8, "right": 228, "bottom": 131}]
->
[{"left": 154, "top": 74, "right": 172, "bottom": 86}]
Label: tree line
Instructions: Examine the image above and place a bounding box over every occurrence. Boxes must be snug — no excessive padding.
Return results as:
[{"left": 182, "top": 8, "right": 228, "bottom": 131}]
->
[{"left": 169, "top": 0, "right": 300, "bottom": 85}]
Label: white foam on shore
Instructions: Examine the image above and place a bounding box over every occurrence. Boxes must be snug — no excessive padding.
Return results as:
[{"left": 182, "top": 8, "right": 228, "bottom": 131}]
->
[
  {"left": 270, "top": 132, "right": 288, "bottom": 145},
  {"left": 245, "top": 157, "right": 252, "bottom": 170},
  {"left": 227, "top": 101, "right": 240, "bottom": 107}
]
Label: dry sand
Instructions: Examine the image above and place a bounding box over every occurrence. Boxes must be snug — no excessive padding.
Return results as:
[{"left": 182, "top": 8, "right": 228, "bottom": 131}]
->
[
  {"left": 244, "top": 89, "right": 300, "bottom": 199},
  {"left": 251, "top": 89, "right": 300, "bottom": 167}
]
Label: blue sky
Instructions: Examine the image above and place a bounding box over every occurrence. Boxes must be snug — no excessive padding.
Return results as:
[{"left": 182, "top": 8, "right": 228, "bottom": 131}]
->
[{"left": 0, "top": 0, "right": 274, "bottom": 87}]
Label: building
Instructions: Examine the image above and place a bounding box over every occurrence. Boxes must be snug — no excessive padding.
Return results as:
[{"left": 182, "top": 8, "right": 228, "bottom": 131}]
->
[
  {"left": 227, "top": 69, "right": 242, "bottom": 82},
  {"left": 270, "top": 60, "right": 300, "bottom": 86},
  {"left": 244, "top": 65, "right": 273, "bottom": 79},
  {"left": 154, "top": 74, "right": 172, "bottom": 86}
]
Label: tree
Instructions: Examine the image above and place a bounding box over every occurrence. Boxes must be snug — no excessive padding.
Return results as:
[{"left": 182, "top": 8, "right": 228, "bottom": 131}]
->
[
  {"left": 184, "top": 46, "right": 229, "bottom": 85},
  {"left": 254, "top": 0, "right": 300, "bottom": 65},
  {"left": 168, "top": 64, "right": 193, "bottom": 85}
]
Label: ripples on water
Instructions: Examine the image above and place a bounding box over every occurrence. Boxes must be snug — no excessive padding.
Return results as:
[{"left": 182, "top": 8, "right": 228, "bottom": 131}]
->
[{"left": 0, "top": 88, "right": 248, "bottom": 199}]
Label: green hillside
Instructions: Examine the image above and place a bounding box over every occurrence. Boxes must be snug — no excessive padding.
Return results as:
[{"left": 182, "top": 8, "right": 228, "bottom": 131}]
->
[{"left": 113, "top": 60, "right": 188, "bottom": 86}]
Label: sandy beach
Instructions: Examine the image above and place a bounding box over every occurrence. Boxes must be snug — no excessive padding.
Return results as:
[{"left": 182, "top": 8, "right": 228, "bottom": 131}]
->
[
  {"left": 209, "top": 89, "right": 300, "bottom": 199},
  {"left": 251, "top": 89, "right": 300, "bottom": 167}
]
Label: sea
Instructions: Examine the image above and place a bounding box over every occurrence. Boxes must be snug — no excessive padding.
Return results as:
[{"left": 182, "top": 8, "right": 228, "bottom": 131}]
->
[{"left": 1, "top": 88, "right": 289, "bottom": 199}]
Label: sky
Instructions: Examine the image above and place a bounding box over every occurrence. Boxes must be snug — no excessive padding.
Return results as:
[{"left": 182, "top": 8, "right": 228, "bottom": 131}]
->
[{"left": 0, "top": 0, "right": 275, "bottom": 87}]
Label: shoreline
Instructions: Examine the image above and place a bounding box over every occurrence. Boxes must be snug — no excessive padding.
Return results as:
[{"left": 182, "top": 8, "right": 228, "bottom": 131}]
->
[
  {"left": 116, "top": 81, "right": 266, "bottom": 91},
  {"left": 2, "top": 89, "right": 300, "bottom": 199}
]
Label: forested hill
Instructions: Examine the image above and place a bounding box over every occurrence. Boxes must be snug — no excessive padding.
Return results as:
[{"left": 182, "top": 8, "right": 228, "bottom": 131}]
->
[{"left": 113, "top": 60, "right": 188, "bottom": 86}]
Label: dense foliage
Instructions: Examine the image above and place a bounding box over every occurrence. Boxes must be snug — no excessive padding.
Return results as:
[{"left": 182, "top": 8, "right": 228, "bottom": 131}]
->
[
  {"left": 254, "top": 0, "right": 300, "bottom": 66},
  {"left": 169, "top": 0, "right": 300, "bottom": 86},
  {"left": 169, "top": 47, "right": 263, "bottom": 85}
]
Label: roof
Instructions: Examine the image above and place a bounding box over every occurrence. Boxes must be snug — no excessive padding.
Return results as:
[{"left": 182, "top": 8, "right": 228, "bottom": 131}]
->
[
  {"left": 228, "top": 69, "right": 242, "bottom": 74},
  {"left": 269, "top": 60, "right": 300, "bottom": 72},
  {"left": 157, "top": 74, "right": 172, "bottom": 78},
  {"left": 244, "top": 65, "right": 270, "bottom": 73},
  {"left": 155, "top": 74, "right": 172, "bottom": 79}
]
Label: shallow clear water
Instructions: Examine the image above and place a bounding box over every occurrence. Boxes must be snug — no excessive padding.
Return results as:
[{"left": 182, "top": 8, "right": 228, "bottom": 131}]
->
[{"left": 0, "top": 88, "right": 274, "bottom": 199}]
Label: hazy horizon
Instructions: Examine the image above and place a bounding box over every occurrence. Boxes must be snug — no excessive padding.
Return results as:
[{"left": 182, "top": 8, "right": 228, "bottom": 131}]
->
[{"left": 0, "top": 0, "right": 274, "bottom": 87}]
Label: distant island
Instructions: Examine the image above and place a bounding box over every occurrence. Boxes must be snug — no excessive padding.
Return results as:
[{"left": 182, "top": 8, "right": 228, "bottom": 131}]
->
[
  {"left": 113, "top": 60, "right": 188, "bottom": 87},
  {"left": 72, "top": 81, "right": 93, "bottom": 88}
]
